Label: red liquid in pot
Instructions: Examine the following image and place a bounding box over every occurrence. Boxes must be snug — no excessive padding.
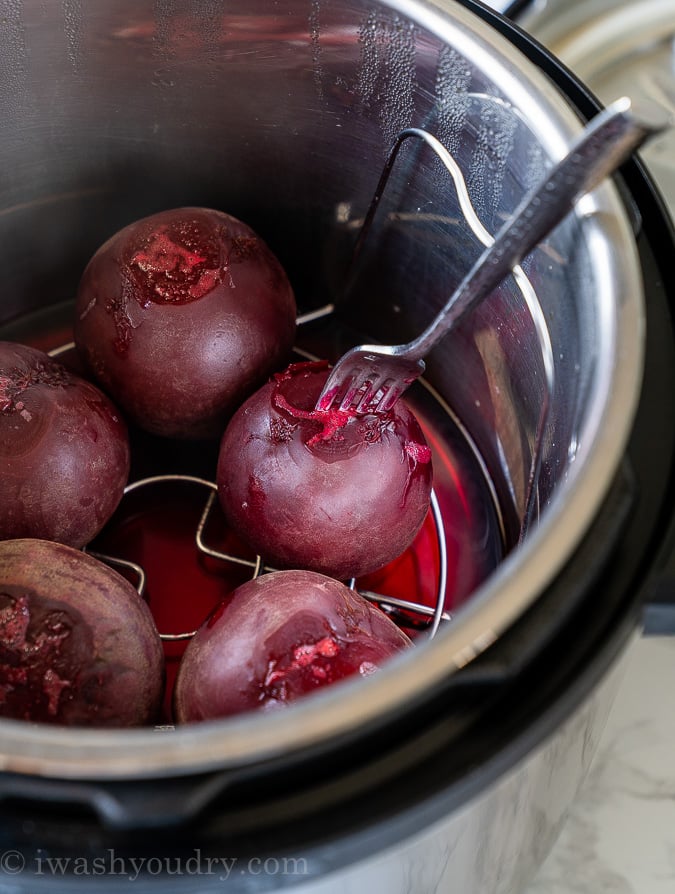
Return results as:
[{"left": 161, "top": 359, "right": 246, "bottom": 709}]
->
[{"left": 2, "top": 307, "right": 504, "bottom": 723}]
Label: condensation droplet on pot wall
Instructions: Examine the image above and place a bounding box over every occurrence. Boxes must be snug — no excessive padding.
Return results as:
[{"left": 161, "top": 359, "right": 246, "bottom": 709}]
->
[
  {"left": 62, "top": 0, "right": 84, "bottom": 72},
  {"left": 434, "top": 45, "right": 472, "bottom": 159},
  {"left": 356, "top": 11, "right": 417, "bottom": 151},
  {"left": 468, "top": 96, "right": 518, "bottom": 225},
  {"left": 309, "top": 0, "right": 324, "bottom": 99}
]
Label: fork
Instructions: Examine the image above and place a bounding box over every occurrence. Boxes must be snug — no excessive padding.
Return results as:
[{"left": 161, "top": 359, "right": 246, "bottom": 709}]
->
[{"left": 316, "top": 96, "right": 670, "bottom": 415}]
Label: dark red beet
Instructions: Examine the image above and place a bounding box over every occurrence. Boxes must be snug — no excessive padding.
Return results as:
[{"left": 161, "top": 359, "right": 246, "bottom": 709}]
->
[
  {"left": 0, "top": 539, "right": 164, "bottom": 726},
  {"left": 73, "top": 207, "right": 297, "bottom": 439},
  {"left": 174, "top": 569, "right": 412, "bottom": 722},
  {"left": 0, "top": 341, "right": 130, "bottom": 549},
  {"left": 217, "top": 361, "right": 433, "bottom": 580}
]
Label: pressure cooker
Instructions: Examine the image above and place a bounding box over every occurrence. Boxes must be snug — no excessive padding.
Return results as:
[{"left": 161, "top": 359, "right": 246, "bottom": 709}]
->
[{"left": 0, "top": 0, "right": 674, "bottom": 892}]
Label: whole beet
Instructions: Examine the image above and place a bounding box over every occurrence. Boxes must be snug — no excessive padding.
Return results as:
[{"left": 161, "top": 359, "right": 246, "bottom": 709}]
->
[
  {"left": 74, "top": 207, "right": 297, "bottom": 439},
  {"left": 174, "top": 569, "right": 412, "bottom": 722},
  {"left": 217, "top": 361, "right": 433, "bottom": 580},
  {"left": 0, "top": 341, "right": 130, "bottom": 548},
  {"left": 0, "top": 539, "right": 164, "bottom": 726}
]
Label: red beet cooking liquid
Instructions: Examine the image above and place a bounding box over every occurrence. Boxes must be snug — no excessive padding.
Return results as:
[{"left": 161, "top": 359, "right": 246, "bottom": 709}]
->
[
  {"left": 5, "top": 307, "right": 504, "bottom": 723},
  {"left": 89, "top": 480, "right": 257, "bottom": 722},
  {"left": 89, "top": 395, "right": 503, "bottom": 722}
]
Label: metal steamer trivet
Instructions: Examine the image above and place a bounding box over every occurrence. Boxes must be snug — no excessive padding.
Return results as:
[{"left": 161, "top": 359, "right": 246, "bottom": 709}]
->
[{"left": 88, "top": 474, "right": 450, "bottom": 642}]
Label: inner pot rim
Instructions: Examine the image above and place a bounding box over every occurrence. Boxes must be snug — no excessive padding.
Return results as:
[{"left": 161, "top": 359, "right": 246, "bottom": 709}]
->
[{"left": 0, "top": 0, "right": 645, "bottom": 779}]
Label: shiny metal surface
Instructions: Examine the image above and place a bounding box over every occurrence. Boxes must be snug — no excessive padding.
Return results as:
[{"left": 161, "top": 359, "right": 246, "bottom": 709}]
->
[{"left": 0, "top": 0, "right": 644, "bottom": 776}]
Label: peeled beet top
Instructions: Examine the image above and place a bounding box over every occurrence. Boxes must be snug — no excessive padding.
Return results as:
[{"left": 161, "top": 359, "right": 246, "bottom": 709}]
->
[
  {"left": 0, "top": 539, "right": 164, "bottom": 726},
  {"left": 0, "top": 341, "right": 130, "bottom": 548},
  {"left": 217, "top": 361, "right": 433, "bottom": 580},
  {"left": 174, "top": 569, "right": 413, "bottom": 722},
  {"left": 73, "top": 206, "right": 297, "bottom": 439}
]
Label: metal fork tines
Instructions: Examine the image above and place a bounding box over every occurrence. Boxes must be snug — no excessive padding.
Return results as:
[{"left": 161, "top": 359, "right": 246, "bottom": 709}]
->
[
  {"left": 316, "top": 96, "right": 671, "bottom": 415},
  {"left": 315, "top": 350, "right": 425, "bottom": 414}
]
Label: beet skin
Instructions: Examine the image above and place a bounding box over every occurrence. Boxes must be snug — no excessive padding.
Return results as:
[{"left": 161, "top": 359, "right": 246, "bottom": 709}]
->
[
  {"left": 217, "top": 361, "right": 433, "bottom": 580},
  {"left": 73, "top": 207, "right": 297, "bottom": 439},
  {"left": 0, "top": 341, "right": 130, "bottom": 548},
  {"left": 174, "top": 569, "right": 412, "bottom": 722},
  {"left": 0, "top": 539, "right": 164, "bottom": 726}
]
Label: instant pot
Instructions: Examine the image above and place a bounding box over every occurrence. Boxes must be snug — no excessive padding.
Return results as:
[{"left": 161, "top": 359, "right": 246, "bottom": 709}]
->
[{"left": 0, "top": 1, "right": 674, "bottom": 892}]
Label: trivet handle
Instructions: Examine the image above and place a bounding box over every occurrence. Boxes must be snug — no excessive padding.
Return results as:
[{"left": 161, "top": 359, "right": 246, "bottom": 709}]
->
[{"left": 406, "top": 96, "right": 672, "bottom": 361}]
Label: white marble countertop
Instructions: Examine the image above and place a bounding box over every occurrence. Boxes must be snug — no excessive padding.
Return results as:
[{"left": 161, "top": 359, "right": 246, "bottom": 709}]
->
[{"left": 524, "top": 634, "right": 675, "bottom": 894}]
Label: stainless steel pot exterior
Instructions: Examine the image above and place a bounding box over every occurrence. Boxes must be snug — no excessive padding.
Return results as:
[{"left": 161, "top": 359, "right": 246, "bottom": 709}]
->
[{"left": 0, "top": 1, "right": 644, "bottom": 777}]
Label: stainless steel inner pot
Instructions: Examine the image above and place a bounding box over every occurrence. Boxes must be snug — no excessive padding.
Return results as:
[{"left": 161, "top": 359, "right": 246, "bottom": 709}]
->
[{"left": 0, "top": 0, "right": 644, "bottom": 780}]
